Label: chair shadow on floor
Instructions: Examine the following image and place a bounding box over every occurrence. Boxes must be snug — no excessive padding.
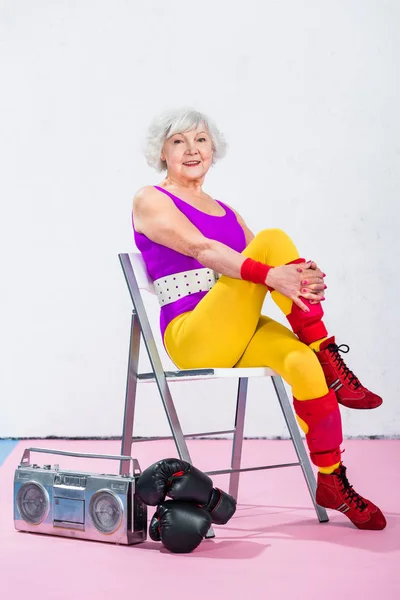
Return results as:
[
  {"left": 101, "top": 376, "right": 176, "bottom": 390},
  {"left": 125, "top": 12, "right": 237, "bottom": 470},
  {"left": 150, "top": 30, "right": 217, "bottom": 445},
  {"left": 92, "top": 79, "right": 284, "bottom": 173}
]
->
[
  {"left": 208, "top": 506, "right": 400, "bottom": 556},
  {"left": 133, "top": 507, "right": 400, "bottom": 559}
]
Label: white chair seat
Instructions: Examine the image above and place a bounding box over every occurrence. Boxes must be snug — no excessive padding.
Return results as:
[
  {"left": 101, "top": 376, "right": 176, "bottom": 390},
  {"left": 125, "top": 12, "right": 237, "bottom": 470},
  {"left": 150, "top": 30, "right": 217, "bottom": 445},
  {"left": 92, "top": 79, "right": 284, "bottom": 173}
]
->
[{"left": 139, "top": 366, "right": 278, "bottom": 382}]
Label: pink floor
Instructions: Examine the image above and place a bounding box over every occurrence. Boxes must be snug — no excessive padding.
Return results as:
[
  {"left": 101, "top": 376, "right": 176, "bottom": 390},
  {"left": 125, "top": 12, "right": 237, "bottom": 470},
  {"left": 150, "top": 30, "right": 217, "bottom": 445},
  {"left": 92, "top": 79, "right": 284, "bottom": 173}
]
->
[{"left": 1, "top": 439, "right": 399, "bottom": 599}]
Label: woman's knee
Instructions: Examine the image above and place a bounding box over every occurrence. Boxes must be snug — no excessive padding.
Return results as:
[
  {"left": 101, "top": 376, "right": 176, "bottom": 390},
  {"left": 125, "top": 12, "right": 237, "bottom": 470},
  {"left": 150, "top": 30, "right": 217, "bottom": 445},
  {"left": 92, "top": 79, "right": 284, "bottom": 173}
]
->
[
  {"left": 248, "top": 228, "right": 299, "bottom": 264},
  {"left": 256, "top": 228, "right": 293, "bottom": 246}
]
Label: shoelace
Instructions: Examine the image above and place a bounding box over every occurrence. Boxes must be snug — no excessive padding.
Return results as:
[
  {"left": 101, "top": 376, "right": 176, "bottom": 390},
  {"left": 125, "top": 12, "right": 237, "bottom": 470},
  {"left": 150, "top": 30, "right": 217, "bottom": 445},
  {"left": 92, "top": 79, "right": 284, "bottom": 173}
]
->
[
  {"left": 327, "top": 342, "right": 361, "bottom": 389},
  {"left": 335, "top": 467, "right": 368, "bottom": 511}
]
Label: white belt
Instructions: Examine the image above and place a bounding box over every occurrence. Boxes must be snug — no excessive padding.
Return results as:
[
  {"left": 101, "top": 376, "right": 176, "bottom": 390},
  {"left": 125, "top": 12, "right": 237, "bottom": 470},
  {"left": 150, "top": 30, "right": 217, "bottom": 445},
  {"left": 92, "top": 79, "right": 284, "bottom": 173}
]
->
[{"left": 153, "top": 268, "right": 221, "bottom": 306}]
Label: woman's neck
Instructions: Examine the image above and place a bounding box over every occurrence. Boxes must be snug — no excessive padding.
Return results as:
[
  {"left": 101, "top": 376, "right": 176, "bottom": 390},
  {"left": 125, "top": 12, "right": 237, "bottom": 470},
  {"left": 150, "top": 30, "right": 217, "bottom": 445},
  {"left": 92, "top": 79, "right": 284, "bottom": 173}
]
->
[{"left": 163, "top": 175, "right": 205, "bottom": 195}]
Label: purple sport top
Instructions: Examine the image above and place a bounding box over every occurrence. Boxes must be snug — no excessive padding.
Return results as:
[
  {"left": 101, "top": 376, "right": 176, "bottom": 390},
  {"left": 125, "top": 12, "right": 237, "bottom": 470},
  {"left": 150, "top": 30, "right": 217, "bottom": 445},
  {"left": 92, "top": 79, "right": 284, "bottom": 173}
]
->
[{"left": 132, "top": 185, "right": 246, "bottom": 342}]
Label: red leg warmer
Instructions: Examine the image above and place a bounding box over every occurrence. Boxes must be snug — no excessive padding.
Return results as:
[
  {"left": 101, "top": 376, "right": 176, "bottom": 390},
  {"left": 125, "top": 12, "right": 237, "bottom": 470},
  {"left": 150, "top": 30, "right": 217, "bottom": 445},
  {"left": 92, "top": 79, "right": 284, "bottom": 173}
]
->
[{"left": 293, "top": 389, "right": 342, "bottom": 468}]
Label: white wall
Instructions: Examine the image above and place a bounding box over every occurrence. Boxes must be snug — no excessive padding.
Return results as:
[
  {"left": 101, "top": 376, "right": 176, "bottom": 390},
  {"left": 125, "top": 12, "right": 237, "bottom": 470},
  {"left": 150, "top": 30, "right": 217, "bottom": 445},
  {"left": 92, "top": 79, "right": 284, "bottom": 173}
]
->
[{"left": 1, "top": 0, "right": 399, "bottom": 439}]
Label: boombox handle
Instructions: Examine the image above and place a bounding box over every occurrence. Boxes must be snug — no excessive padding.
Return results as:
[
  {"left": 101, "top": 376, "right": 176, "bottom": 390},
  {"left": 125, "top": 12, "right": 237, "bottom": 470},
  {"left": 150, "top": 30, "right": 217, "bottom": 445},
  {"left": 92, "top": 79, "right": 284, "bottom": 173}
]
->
[{"left": 20, "top": 447, "right": 141, "bottom": 478}]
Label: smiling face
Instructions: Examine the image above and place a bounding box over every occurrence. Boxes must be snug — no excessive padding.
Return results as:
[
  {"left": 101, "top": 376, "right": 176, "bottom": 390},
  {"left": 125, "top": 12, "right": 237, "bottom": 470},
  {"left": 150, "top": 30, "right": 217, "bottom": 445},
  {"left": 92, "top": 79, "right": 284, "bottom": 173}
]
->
[{"left": 160, "top": 124, "right": 214, "bottom": 184}]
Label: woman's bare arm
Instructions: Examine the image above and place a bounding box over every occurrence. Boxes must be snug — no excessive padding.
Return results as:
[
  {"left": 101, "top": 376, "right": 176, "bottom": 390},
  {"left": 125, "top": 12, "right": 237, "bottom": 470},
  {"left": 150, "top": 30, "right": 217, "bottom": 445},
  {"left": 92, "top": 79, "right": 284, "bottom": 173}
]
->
[
  {"left": 133, "top": 186, "right": 251, "bottom": 279},
  {"left": 133, "top": 187, "right": 325, "bottom": 310}
]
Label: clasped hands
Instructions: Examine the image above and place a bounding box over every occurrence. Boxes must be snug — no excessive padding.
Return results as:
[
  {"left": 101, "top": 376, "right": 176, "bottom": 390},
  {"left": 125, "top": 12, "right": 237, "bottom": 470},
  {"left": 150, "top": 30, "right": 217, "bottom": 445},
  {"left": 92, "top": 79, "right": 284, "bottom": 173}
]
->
[{"left": 266, "top": 260, "right": 326, "bottom": 313}]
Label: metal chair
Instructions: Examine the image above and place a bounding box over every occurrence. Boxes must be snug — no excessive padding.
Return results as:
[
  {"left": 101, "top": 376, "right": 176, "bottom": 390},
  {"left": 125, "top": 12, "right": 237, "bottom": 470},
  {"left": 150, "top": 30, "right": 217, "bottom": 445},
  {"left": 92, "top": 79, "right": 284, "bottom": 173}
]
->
[{"left": 118, "top": 252, "right": 328, "bottom": 523}]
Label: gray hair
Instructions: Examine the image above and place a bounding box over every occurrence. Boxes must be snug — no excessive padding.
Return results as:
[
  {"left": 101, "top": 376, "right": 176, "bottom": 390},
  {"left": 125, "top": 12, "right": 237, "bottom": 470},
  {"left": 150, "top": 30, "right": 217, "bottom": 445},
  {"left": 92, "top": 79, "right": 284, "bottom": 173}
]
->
[{"left": 144, "top": 108, "right": 227, "bottom": 172}]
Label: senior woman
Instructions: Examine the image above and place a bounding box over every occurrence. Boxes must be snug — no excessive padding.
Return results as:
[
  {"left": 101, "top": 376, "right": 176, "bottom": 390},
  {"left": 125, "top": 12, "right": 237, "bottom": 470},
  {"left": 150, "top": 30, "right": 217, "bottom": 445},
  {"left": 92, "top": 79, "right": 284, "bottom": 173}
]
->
[{"left": 132, "top": 108, "right": 385, "bottom": 530}]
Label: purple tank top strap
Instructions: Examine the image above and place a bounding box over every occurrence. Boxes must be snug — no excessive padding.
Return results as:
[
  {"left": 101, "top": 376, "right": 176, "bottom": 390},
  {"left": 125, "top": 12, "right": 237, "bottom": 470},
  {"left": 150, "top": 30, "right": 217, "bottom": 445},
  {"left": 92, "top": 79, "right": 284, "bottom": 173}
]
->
[
  {"left": 153, "top": 185, "right": 235, "bottom": 219},
  {"left": 215, "top": 199, "right": 231, "bottom": 214},
  {"left": 153, "top": 185, "right": 180, "bottom": 202}
]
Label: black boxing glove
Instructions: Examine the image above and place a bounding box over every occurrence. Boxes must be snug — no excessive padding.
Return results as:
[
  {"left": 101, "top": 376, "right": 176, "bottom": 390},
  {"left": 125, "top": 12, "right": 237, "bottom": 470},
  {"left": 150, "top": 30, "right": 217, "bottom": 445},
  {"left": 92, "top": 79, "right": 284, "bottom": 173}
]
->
[
  {"left": 137, "top": 458, "right": 212, "bottom": 505},
  {"left": 204, "top": 487, "right": 237, "bottom": 525},
  {"left": 137, "top": 458, "right": 236, "bottom": 525},
  {"left": 149, "top": 500, "right": 212, "bottom": 553}
]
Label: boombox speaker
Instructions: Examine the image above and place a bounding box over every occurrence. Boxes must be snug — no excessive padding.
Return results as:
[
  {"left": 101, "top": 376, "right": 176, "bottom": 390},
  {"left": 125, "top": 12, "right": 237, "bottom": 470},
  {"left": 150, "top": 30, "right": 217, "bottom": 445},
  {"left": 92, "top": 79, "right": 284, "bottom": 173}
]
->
[{"left": 14, "top": 447, "right": 147, "bottom": 545}]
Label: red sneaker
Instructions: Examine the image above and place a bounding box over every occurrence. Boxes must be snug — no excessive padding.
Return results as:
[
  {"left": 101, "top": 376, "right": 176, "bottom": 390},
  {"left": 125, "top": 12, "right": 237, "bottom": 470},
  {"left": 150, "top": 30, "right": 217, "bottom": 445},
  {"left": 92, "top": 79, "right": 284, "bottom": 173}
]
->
[
  {"left": 316, "top": 465, "right": 386, "bottom": 530},
  {"left": 315, "top": 336, "right": 383, "bottom": 409}
]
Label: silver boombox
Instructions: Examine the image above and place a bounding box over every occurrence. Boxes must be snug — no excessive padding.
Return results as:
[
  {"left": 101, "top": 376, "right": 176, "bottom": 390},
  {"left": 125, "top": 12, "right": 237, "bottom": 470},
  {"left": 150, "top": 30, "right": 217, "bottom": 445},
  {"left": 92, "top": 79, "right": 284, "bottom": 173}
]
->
[{"left": 14, "top": 447, "right": 147, "bottom": 545}]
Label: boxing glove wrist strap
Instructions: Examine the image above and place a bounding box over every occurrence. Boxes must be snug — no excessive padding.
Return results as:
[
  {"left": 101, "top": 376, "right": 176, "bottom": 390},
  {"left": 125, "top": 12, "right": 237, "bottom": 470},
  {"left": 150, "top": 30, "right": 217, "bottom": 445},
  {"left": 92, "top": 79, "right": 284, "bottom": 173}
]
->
[{"left": 240, "top": 257, "right": 273, "bottom": 286}]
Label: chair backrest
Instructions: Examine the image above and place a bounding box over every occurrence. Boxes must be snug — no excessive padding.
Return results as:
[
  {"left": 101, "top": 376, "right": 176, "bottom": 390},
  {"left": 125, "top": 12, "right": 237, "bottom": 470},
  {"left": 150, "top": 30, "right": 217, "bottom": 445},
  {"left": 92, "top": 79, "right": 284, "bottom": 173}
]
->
[
  {"left": 127, "top": 253, "right": 156, "bottom": 295},
  {"left": 119, "top": 251, "right": 177, "bottom": 372}
]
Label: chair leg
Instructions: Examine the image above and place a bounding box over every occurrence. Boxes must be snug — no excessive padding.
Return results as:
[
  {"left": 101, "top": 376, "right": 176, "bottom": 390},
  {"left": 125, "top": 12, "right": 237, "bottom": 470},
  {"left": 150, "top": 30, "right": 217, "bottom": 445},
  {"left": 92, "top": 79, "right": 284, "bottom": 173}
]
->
[
  {"left": 120, "top": 316, "right": 216, "bottom": 537},
  {"left": 152, "top": 358, "right": 216, "bottom": 538},
  {"left": 120, "top": 312, "right": 141, "bottom": 475},
  {"left": 229, "top": 377, "right": 248, "bottom": 500},
  {"left": 271, "top": 376, "right": 329, "bottom": 523},
  {"left": 150, "top": 361, "right": 192, "bottom": 464}
]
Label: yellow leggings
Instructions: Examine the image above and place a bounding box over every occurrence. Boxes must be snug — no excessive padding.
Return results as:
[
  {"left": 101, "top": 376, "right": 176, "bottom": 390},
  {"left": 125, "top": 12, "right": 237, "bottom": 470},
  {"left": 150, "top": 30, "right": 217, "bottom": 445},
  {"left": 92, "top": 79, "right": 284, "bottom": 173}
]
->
[{"left": 164, "top": 229, "right": 329, "bottom": 401}]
